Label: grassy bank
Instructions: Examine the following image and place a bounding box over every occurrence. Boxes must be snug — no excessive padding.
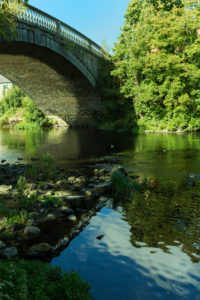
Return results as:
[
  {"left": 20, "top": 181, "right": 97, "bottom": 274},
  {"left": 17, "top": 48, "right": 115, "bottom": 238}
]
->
[
  {"left": 0, "top": 259, "right": 92, "bottom": 300},
  {"left": 0, "top": 86, "right": 52, "bottom": 129}
]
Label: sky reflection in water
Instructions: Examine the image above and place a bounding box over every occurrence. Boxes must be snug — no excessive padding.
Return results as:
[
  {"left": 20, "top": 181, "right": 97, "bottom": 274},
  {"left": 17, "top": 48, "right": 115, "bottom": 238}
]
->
[{"left": 51, "top": 206, "right": 200, "bottom": 300}]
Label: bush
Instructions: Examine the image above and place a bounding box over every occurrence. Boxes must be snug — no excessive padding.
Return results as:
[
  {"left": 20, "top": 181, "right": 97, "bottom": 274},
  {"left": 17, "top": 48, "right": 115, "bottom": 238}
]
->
[
  {"left": 41, "top": 153, "right": 56, "bottom": 179},
  {"left": 111, "top": 171, "right": 141, "bottom": 200},
  {"left": 0, "top": 259, "right": 92, "bottom": 300}
]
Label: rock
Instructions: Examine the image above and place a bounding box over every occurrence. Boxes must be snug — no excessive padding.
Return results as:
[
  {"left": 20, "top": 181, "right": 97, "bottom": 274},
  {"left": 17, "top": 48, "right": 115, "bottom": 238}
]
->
[
  {"left": 66, "top": 195, "right": 86, "bottom": 208},
  {"left": 56, "top": 180, "right": 67, "bottom": 187},
  {"left": 26, "top": 243, "right": 52, "bottom": 258},
  {"left": 0, "top": 247, "right": 18, "bottom": 258},
  {"left": 99, "top": 196, "right": 108, "bottom": 203},
  {"left": 67, "top": 214, "right": 77, "bottom": 222},
  {"left": 85, "top": 190, "right": 93, "bottom": 197},
  {"left": 23, "top": 226, "right": 40, "bottom": 240},
  {"left": 0, "top": 185, "right": 12, "bottom": 194},
  {"left": 47, "top": 116, "right": 69, "bottom": 127},
  {"left": 0, "top": 241, "right": 6, "bottom": 249},
  {"left": 68, "top": 176, "right": 76, "bottom": 183},
  {"left": 0, "top": 217, "right": 7, "bottom": 225},
  {"left": 93, "top": 182, "right": 112, "bottom": 191},
  {"left": 60, "top": 207, "right": 74, "bottom": 215},
  {"left": 46, "top": 214, "right": 56, "bottom": 222},
  {"left": 29, "top": 212, "right": 39, "bottom": 218},
  {"left": 25, "top": 219, "right": 36, "bottom": 226}
]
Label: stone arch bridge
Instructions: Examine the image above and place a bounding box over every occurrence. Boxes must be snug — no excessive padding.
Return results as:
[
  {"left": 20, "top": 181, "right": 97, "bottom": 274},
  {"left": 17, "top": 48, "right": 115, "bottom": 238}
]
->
[{"left": 0, "top": 4, "right": 104, "bottom": 126}]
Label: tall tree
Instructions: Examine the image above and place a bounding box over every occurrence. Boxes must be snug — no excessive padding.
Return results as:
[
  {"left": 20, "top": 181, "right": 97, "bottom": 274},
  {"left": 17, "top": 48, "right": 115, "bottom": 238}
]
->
[{"left": 112, "top": 0, "right": 200, "bottom": 131}]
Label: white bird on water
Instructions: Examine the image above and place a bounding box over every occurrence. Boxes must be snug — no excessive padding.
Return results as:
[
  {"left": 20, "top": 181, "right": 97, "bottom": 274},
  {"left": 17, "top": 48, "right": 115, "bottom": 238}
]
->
[{"left": 110, "top": 144, "right": 114, "bottom": 149}]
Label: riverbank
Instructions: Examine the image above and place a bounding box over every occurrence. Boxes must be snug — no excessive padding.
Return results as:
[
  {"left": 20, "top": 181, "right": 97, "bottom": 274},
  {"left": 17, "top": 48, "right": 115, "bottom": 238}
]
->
[{"left": 0, "top": 154, "right": 127, "bottom": 260}]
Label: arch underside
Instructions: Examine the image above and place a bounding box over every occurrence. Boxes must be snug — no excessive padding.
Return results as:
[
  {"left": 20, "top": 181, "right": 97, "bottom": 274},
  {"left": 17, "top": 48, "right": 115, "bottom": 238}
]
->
[{"left": 0, "top": 41, "right": 101, "bottom": 126}]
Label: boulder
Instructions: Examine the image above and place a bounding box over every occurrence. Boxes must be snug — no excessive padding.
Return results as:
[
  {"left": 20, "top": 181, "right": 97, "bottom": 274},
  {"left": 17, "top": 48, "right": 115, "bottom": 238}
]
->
[
  {"left": 67, "top": 214, "right": 77, "bottom": 222},
  {"left": 46, "top": 214, "right": 56, "bottom": 222},
  {"left": 26, "top": 243, "right": 52, "bottom": 258},
  {"left": 0, "top": 241, "right": 5, "bottom": 249},
  {"left": 23, "top": 226, "right": 40, "bottom": 240},
  {"left": 60, "top": 207, "right": 74, "bottom": 215},
  {"left": 0, "top": 185, "right": 12, "bottom": 194},
  {"left": 0, "top": 247, "right": 18, "bottom": 258}
]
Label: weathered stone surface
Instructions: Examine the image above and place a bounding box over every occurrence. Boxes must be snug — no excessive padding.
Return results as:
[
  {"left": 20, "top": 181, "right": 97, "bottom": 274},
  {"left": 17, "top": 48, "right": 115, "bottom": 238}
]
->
[
  {"left": 0, "top": 241, "right": 6, "bottom": 249},
  {"left": 0, "top": 247, "right": 18, "bottom": 258},
  {"left": 46, "top": 214, "right": 56, "bottom": 222},
  {"left": 47, "top": 116, "right": 69, "bottom": 127},
  {"left": 26, "top": 243, "right": 52, "bottom": 258},
  {"left": 67, "top": 214, "right": 77, "bottom": 222},
  {"left": 63, "top": 195, "right": 86, "bottom": 208},
  {"left": 60, "top": 207, "right": 74, "bottom": 215},
  {"left": 93, "top": 182, "right": 111, "bottom": 191},
  {"left": 0, "top": 41, "right": 101, "bottom": 126},
  {"left": 23, "top": 226, "right": 40, "bottom": 240},
  {"left": 0, "top": 185, "right": 12, "bottom": 194}
]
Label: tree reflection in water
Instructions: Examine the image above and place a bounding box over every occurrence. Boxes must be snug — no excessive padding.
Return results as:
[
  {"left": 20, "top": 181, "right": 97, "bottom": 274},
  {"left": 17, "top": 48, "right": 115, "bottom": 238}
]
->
[{"left": 112, "top": 177, "right": 200, "bottom": 263}]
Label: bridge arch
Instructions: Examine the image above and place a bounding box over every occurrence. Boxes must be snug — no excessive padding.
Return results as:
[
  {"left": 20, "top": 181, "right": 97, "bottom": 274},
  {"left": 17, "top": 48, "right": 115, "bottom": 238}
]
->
[{"left": 0, "top": 4, "right": 104, "bottom": 126}]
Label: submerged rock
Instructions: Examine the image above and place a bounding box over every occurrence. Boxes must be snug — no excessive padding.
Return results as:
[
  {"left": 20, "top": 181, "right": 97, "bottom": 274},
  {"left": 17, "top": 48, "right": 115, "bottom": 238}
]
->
[
  {"left": 0, "top": 241, "right": 6, "bottom": 249},
  {"left": 23, "top": 226, "right": 40, "bottom": 240},
  {"left": 67, "top": 214, "right": 77, "bottom": 222},
  {"left": 26, "top": 243, "right": 52, "bottom": 258},
  {"left": 0, "top": 247, "right": 18, "bottom": 258}
]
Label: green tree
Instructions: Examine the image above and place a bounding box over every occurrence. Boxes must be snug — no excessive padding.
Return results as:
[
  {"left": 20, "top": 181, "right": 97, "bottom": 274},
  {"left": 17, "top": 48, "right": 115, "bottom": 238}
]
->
[
  {"left": 112, "top": 0, "right": 200, "bottom": 131},
  {"left": 0, "top": 0, "right": 28, "bottom": 38}
]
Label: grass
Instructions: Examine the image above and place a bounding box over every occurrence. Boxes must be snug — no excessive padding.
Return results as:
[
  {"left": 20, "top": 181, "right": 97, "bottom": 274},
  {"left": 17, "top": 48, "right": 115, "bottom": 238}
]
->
[{"left": 0, "top": 259, "right": 93, "bottom": 300}]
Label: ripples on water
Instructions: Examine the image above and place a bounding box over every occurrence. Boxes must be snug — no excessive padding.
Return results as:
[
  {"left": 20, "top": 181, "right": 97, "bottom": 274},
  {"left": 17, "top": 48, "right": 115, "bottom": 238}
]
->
[{"left": 1, "top": 128, "right": 200, "bottom": 299}]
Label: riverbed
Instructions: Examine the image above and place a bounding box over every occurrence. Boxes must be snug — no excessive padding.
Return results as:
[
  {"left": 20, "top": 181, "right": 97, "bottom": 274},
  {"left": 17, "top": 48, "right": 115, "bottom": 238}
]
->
[{"left": 1, "top": 128, "right": 200, "bottom": 299}]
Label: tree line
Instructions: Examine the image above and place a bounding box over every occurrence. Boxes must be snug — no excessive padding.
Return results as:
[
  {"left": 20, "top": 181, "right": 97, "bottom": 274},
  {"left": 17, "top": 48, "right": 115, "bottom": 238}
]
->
[{"left": 100, "top": 0, "right": 200, "bottom": 132}]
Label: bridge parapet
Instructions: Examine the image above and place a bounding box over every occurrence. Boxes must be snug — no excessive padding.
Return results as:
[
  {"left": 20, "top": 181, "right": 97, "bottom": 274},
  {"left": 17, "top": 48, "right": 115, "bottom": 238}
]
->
[{"left": 17, "top": 4, "right": 103, "bottom": 58}]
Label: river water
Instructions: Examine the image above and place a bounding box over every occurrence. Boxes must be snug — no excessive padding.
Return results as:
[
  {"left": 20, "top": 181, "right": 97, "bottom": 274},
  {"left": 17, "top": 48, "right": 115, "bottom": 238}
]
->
[{"left": 1, "top": 128, "right": 200, "bottom": 299}]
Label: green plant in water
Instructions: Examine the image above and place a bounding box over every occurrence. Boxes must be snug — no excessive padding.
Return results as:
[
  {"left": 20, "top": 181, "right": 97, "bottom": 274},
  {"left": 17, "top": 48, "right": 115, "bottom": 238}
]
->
[
  {"left": 111, "top": 171, "right": 142, "bottom": 201},
  {"left": 41, "top": 152, "right": 56, "bottom": 179},
  {"left": 38, "top": 195, "right": 62, "bottom": 208},
  {"left": 25, "top": 164, "right": 38, "bottom": 181},
  {"left": 14, "top": 176, "right": 36, "bottom": 210}
]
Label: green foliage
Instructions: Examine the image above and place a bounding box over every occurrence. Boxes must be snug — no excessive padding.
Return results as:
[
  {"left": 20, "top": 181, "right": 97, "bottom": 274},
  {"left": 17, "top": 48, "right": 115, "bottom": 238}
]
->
[
  {"left": 14, "top": 176, "right": 36, "bottom": 210},
  {"left": 112, "top": 0, "right": 200, "bottom": 132},
  {"left": 25, "top": 164, "right": 38, "bottom": 180},
  {"left": 97, "top": 55, "right": 136, "bottom": 132},
  {"left": 0, "top": 86, "right": 24, "bottom": 115},
  {"left": 111, "top": 171, "right": 141, "bottom": 200},
  {"left": 7, "top": 210, "right": 29, "bottom": 225},
  {"left": 38, "top": 195, "right": 62, "bottom": 208},
  {"left": 41, "top": 152, "right": 56, "bottom": 179},
  {"left": 0, "top": 258, "right": 92, "bottom": 300},
  {"left": 0, "top": 86, "right": 52, "bottom": 128}
]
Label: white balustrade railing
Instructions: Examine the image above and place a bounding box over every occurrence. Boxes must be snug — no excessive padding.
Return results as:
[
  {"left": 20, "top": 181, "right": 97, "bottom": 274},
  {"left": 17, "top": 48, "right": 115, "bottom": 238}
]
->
[{"left": 14, "top": 4, "right": 103, "bottom": 57}]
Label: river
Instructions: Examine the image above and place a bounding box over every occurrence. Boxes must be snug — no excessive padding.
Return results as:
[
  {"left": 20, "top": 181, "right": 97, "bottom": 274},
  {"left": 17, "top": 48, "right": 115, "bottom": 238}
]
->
[{"left": 1, "top": 128, "right": 200, "bottom": 300}]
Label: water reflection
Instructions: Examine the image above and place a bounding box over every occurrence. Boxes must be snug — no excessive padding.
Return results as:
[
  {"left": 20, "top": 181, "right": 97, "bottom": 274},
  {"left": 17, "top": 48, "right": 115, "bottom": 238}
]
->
[
  {"left": 52, "top": 207, "right": 200, "bottom": 299},
  {"left": 1, "top": 128, "right": 200, "bottom": 298},
  {"left": 0, "top": 128, "right": 133, "bottom": 165},
  {"left": 112, "top": 178, "right": 200, "bottom": 263}
]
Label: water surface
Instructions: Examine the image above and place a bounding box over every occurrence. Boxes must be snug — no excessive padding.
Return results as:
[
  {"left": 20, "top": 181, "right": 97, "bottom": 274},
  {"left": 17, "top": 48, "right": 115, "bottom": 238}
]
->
[{"left": 0, "top": 128, "right": 200, "bottom": 299}]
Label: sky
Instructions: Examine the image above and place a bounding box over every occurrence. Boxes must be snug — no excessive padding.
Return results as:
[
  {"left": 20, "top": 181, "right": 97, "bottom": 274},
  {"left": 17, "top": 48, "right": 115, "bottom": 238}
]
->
[{"left": 29, "top": 0, "right": 129, "bottom": 50}]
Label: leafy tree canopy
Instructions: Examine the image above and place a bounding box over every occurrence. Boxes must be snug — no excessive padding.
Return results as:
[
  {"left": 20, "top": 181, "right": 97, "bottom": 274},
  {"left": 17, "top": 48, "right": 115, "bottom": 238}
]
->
[
  {"left": 0, "top": 0, "right": 28, "bottom": 38},
  {"left": 112, "top": 0, "right": 200, "bottom": 131}
]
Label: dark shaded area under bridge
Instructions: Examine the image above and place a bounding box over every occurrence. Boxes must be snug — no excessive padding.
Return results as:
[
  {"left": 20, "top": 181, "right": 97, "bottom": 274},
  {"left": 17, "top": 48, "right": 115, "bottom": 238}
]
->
[{"left": 0, "top": 42, "right": 102, "bottom": 126}]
